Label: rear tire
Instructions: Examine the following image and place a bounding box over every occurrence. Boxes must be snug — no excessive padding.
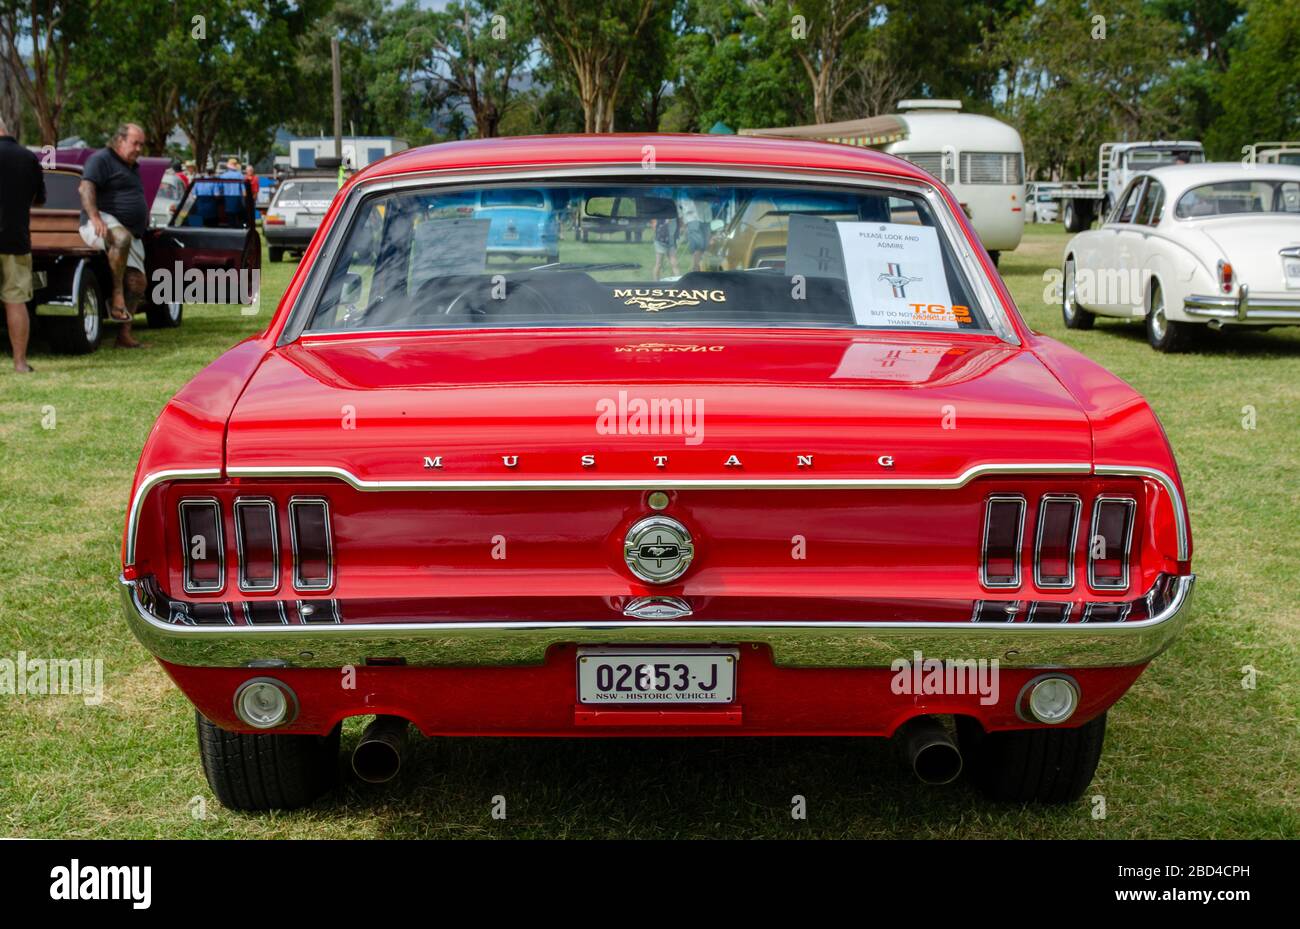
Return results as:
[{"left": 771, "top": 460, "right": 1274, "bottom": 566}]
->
[
  {"left": 145, "top": 300, "right": 183, "bottom": 328},
  {"left": 988, "top": 250, "right": 1000, "bottom": 268},
  {"left": 196, "top": 710, "right": 341, "bottom": 811},
  {"left": 1146, "top": 281, "right": 1193, "bottom": 352},
  {"left": 49, "top": 269, "right": 103, "bottom": 355},
  {"left": 1063, "top": 199, "right": 1093, "bottom": 233},
  {"left": 268, "top": 246, "right": 285, "bottom": 262},
  {"left": 1062, "top": 258, "right": 1095, "bottom": 329},
  {"left": 957, "top": 712, "right": 1106, "bottom": 804}
]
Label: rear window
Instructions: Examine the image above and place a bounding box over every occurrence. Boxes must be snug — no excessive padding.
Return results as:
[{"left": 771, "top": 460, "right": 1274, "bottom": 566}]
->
[
  {"left": 1175, "top": 180, "right": 1300, "bottom": 218},
  {"left": 480, "top": 188, "right": 547, "bottom": 208},
  {"left": 274, "top": 180, "right": 337, "bottom": 206},
  {"left": 42, "top": 171, "right": 82, "bottom": 210},
  {"left": 960, "top": 152, "right": 1023, "bottom": 185},
  {"left": 304, "top": 180, "right": 1000, "bottom": 338}
]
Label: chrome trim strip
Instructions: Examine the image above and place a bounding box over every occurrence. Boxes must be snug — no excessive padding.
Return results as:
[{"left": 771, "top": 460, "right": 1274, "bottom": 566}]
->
[
  {"left": 233, "top": 497, "right": 280, "bottom": 593},
  {"left": 288, "top": 497, "right": 334, "bottom": 592},
  {"left": 119, "top": 574, "right": 1195, "bottom": 670},
  {"left": 225, "top": 461, "right": 1093, "bottom": 493},
  {"left": 980, "top": 494, "right": 1026, "bottom": 589},
  {"left": 1034, "top": 493, "right": 1081, "bottom": 589},
  {"left": 1184, "top": 292, "right": 1300, "bottom": 321},
  {"left": 178, "top": 498, "right": 225, "bottom": 595},
  {"left": 125, "top": 468, "right": 223, "bottom": 564},
  {"left": 1092, "top": 464, "right": 1190, "bottom": 561},
  {"left": 275, "top": 164, "right": 1019, "bottom": 346},
  {"left": 1088, "top": 496, "right": 1137, "bottom": 591}
]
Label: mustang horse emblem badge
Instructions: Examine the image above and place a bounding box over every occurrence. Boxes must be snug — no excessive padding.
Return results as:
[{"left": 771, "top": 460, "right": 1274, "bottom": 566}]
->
[
  {"left": 623, "top": 515, "right": 695, "bottom": 584},
  {"left": 878, "top": 262, "right": 923, "bottom": 298}
]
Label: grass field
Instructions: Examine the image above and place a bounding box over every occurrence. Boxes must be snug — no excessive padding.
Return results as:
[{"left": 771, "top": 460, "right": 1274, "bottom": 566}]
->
[{"left": 1, "top": 224, "right": 1296, "bottom": 838}]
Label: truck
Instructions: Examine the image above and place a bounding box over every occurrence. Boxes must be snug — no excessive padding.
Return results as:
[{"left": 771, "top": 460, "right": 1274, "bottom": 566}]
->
[
  {"left": 1244, "top": 141, "right": 1300, "bottom": 166},
  {"left": 1054, "top": 141, "right": 1204, "bottom": 232}
]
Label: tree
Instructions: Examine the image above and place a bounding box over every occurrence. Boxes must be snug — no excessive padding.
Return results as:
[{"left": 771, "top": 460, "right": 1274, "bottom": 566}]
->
[
  {"left": 417, "top": 0, "right": 535, "bottom": 138},
  {"left": 746, "top": 0, "right": 873, "bottom": 124},
  {"left": 0, "top": 0, "right": 98, "bottom": 145},
  {"left": 1205, "top": 0, "right": 1300, "bottom": 158},
  {"left": 0, "top": 29, "right": 22, "bottom": 136},
  {"left": 535, "top": 0, "right": 662, "bottom": 132}
]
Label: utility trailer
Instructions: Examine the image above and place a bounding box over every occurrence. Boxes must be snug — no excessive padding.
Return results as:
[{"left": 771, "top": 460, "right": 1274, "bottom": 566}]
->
[{"left": 1054, "top": 141, "right": 1204, "bottom": 232}]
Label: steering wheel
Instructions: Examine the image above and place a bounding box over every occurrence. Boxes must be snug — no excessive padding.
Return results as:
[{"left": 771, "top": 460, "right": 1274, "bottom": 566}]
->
[{"left": 419, "top": 276, "right": 561, "bottom": 325}]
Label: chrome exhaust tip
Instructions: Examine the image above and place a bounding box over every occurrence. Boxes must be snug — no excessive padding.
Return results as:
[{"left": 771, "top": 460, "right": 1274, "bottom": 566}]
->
[
  {"left": 351, "top": 714, "right": 410, "bottom": 784},
  {"left": 895, "top": 717, "right": 963, "bottom": 785}
]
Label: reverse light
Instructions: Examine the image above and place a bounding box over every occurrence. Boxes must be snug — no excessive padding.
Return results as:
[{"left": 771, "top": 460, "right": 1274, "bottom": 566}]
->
[
  {"left": 1089, "top": 497, "right": 1136, "bottom": 590},
  {"left": 1020, "top": 675, "right": 1079, "bottom": 724},
  {"left": 179, "top": 499, "right": 224, "bottom": 593},
  {"left": 234, "top": 678, "right": 296, "bottom": 729},
  {"left": 981, "top": 495, "right": 1026, "bottom": 588}
]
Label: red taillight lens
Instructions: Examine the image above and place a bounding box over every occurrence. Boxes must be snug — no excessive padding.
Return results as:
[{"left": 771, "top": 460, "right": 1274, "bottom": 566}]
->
[
  {"left": 1089, "top": 497, "right": 1136, "bottom": 590},
  {"left": 289, "top": 497, "right": 333, "bottom": 591},
  {"left": 981, "top": 495, "right": 1025, "bottom": 588},
  {"left": 1218, "top": 260, "right": 1233, "bottom": 293},
  {"left": 234, "top": 498, "right": 279, "bottom": 592},
  {"left": 179, "top": 499, "right": 224, "bottom": 593},
  {"left": 264, "top": 213, "right": 285, "bottom": 225},
  {"left": 1034, "top": 494, "right": 1081, "bottom": 588}
]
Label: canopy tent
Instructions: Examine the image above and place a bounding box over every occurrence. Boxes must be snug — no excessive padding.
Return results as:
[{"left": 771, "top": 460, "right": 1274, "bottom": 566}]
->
[{"left": 739, "top": 115, "right": 908, "bottom": 148}]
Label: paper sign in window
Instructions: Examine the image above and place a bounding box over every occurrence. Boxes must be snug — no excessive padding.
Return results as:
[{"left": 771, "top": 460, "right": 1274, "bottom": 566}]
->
[{"left": 837, "top": 222, "right": 963, "bottom": 328}]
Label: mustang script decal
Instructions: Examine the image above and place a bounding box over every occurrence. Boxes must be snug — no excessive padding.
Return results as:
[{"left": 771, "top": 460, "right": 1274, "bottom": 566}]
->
[{"left": 613, "top": 288, "right": 727, "bottom": 312}]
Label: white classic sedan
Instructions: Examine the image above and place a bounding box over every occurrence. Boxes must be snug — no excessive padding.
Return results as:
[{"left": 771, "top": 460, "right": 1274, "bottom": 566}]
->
[{"left": 1062, "top": 163, "right": 1300, "bottom": 351}]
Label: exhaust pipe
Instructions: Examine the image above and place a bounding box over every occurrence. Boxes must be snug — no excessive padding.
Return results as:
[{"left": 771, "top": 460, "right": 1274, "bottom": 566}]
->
[
  {"left": 894, "top": 717, "right": 963, "bottom": 785},
  {"left": 351, "top": 715, "right": 410, "bottom": 784}
]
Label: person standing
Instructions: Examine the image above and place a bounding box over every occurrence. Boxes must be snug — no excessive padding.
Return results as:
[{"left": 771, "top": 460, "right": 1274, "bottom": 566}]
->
[
  {"left": 0, "top": 115, "right": 45, "bottom": 373},
  {"left": 78, "top": 122, "right": 149, "bottom": 347}
]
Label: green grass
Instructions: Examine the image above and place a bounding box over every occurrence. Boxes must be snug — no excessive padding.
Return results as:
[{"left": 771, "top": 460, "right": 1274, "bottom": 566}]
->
[{"left": 0, "top": 226, "right": 1296, "bottom": 838}]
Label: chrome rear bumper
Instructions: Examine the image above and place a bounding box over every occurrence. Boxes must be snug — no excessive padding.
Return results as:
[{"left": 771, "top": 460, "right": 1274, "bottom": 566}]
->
[
  {"left": 1184, "top": 286, "right": 1300, "bottom": 323},
  {"left": 120, "top": 574, "right": 1195, "bottom": 671}
]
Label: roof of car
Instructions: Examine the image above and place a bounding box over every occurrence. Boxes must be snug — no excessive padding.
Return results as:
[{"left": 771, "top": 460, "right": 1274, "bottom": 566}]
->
[
  {"left": 353, "top": 133, "right": 935, "bottom": 186},
  {"left": 1143, "top": 161, "right": 1300, "bottom": 192}
]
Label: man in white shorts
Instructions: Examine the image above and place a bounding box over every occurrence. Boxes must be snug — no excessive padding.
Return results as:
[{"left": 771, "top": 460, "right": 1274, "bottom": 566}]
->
[{"left": 78, "top": 123, "right": 149, "bottom": 348}]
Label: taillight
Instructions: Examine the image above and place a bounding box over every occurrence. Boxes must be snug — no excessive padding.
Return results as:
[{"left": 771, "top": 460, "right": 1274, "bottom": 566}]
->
[
  {"left": 179, "top": 499, "right": 224, "bottom": 593},
  {"left": 1088, "top": 497, "right": 1136, "bottom": 590},
  {"left": 288, "top": 497, "right": 333, "bottom": 591},
  {"left": 1034, "top": 494, "right": 1081, "bottom": 588},
  {"left": 265, "top": 213, "right": 285, "bottom": 225},
  {"left": 1218, "top": 259, "right": 1233, "bottom": 293},
  {"left": 981, "top": 495, "right": 1025, "bottom": 588},
  {"left": 234, "top": 497, "right": 278, "bottom": 592}
]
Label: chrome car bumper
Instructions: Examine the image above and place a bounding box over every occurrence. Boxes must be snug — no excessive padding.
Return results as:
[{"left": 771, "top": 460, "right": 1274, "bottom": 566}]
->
[
  {"left": 120, "top": 574, "right": 1194, "bottom": 671},
  {"left": 1184, "top": 286, "right": 1300, "bottom": 323}
]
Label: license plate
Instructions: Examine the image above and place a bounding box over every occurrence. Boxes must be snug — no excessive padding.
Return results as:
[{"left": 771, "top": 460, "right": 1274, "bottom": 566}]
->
[
  {"left": 577, "top": 648, "right": 737, "bottom": 704},
  {"left": 297, "top": 214, "right": 322, "bottom": 228},
  {"left": 1284, "top": 257, "right": 1300, "bottom": 289}
]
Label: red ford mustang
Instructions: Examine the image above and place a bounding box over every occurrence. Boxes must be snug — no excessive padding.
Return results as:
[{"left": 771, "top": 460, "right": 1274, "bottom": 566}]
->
[{"left": 119, "top": 135, "right": 1194, "bottom": 810}]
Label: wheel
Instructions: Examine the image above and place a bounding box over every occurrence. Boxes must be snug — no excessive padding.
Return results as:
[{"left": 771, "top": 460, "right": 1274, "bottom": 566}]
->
[
  {"left": 1061, "top": 257, "right": 1095, "bottom": 329},
  {"left": 957, "top": 712, "right": 1106, "bottom": 804},
  {"left": 624, "top": 229, "right": 632, "bottom": 242},
  {"left": 1145, "top": 281, "right": 1194, "bottom": 352},
  {"left": 545, "top": 251, "right": 560, "bottom": 265},
  {"left": 579, "top": 228, "right": 588, "bottom": 242},
  {"left": 197, "top": 711, "right": 341, "bottom": 811},
  {"left": 634, "top": 229, "right": 643, "bottom": 242},
  {"left": 268, "top": 246, "right": 285, "bottom": 262},
  {"left": 988, "top": 250, "right": 1000, "bottom": 268},
  {"left": 145, "top": 300, "right": 183, "bottom": 328},
  {"left": 1063, "top": 200, "right": 1093, "bottom": 233},
  {"left": 48, "top": 269, "right": 103, "bottom": 354}
]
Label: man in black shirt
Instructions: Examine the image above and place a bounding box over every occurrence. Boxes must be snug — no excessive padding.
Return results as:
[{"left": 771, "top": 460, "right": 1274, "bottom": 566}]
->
[
  {"left": 0, "top": 115, "right": 45, "bottom": 373},
  {"left": 78, "top": 122, "right": 148, "bottom": 347}
]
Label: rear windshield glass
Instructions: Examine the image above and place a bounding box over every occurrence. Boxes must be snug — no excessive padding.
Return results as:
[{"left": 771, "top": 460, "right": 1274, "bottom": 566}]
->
[
  {"left": 1175, "top": 180, "right": 1300, "bottom": 217},
  {"left": 305, "top": 181, "right": 991, "bottom": 334},
  {"left": 274, "top": 180, "right": 337, "bottom": 206}
]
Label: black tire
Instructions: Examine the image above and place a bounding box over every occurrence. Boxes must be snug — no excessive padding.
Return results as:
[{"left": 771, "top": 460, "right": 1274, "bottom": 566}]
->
[
  {"left": 988, "top": 250, "right": 1000, "bottom": 268},
  {"left": 48, "top": 268, "right": 103, "bottom": 355},
  {"left": 268, "top": 246, "right": 285, "bottom": 262},
  {"left": 1146, "top": 280, "right": 1194, "bottom": 352},
  {"left": 1061, "top": 257, "right": 1095, "bottom": 330},
  {"left": 624, "top": 229, "right": 632, "bottom": 242},
  {"left": 1063, "top": 199, "right": 1093, "bottom": 233},
  {"left": 957, "top": 712, "right": 1106, "bottom": 804},
  {"left": 196, "top": 710, "right": 341, "bottom": 811},
  {"left": 145, "top": 300, "right": 183, "bottom": 328}
]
